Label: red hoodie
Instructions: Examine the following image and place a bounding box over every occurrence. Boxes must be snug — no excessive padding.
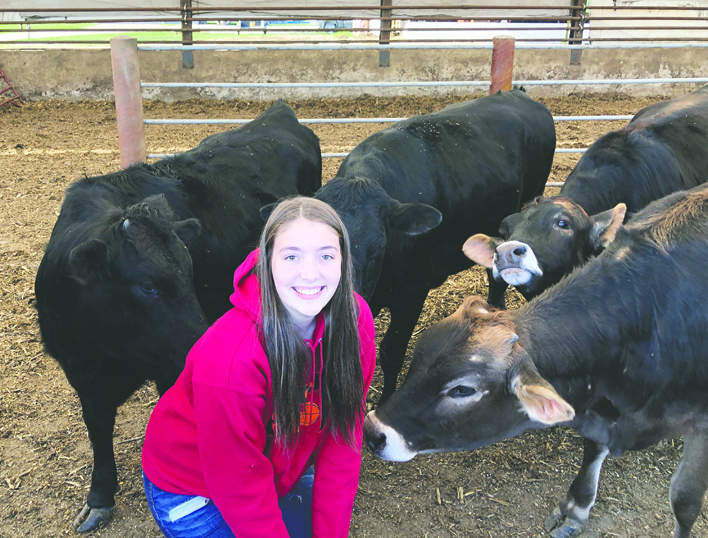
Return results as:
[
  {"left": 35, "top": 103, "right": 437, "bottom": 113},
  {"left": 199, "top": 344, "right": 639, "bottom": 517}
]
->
[{"left": 142, "top": 249, "right": 376, "bottom": 538}]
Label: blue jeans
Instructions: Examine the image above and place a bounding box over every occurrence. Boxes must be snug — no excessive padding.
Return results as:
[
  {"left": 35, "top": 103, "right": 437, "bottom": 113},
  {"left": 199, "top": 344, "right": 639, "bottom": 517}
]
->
[{"left": 143, "top": 468, "right": 314, "bottom": 538}]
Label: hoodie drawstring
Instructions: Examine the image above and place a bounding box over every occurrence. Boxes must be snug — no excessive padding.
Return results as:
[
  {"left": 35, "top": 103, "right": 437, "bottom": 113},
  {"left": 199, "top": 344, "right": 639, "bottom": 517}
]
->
[
  {"left": 305, "top": 338, "right": 324, "bottom": 427},
  {"left": 309, "top": 341, "right": 317, "bottom": 425},
  {"left": 317, "top": 339, "right": 324, "bottom": 426}
]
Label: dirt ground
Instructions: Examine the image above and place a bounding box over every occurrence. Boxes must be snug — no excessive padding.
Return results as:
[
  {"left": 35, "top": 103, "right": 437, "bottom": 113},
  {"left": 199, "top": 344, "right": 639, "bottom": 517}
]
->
[{"left": 2, "top": 91, "right": 707, "bottom": 538}]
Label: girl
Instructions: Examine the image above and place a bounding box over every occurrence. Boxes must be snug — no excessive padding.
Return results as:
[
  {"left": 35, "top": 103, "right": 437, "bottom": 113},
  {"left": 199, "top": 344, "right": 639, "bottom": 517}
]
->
[{"left": 142, "top": 196, "right": 376, "bottom": 538}]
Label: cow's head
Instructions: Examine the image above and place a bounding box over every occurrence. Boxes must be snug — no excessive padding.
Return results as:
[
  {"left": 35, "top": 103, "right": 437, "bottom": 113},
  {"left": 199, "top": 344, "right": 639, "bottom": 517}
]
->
[
  {"left": 462, "top": 197, "right": 625, "bottom": 300},
  {"left": 67, "top": 194, "right": 209, "bottom": 371},
  {"left": 315, "top": 177, "right": 442, "bottom": 300},
  {"left": 364, "top": 296, "right": 574, "bottom": 461}
]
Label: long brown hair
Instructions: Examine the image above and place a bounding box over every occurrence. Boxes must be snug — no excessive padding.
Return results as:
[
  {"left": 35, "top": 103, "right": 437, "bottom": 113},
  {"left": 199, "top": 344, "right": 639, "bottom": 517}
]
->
[{"left": 257, "top": 196, "right": 364, "bottom": 450}]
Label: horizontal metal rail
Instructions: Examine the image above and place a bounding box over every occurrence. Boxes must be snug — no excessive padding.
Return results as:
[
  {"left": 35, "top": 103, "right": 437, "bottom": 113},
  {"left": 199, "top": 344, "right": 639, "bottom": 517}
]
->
[
  {"left": 4, "top": 12, "right": 708, "bottom": 24},
  {"left": 142, "top": 81, "right": 494, "bottom": 88},
  {"left": 5, "top": 4, "right": 707, "bottom": 13},
  {"left": 0, "top": 6, "right": 587, "bottom": 13},
  {"left": 13, "top": 36, "right": 708, "bottom": 48},
  {"left": 9, "top": 38, "right": 708, "bottom": 46},
  {"left": 141, "top": 78, "right": 708, "bottom": 89},
  {"left": 519, "top": 77, "right": 708, "bottom": 85},
  {"left": 137, "top": 43, "right": 708, "bottom": 51},
  {"left": 17, "top": 25, "right": 705, "bottom": 34},
  {"left": 147, "top": 148, "right": 587, "bottom": 160},
  {"left": 144, "top": 115, "right": 633, "bottom": 125},
  {"left": 1, "top": 25, "right": 603, "bottom": 33},
  {"left": 4, "top": 16, "right": 706, "bottom": 28}
]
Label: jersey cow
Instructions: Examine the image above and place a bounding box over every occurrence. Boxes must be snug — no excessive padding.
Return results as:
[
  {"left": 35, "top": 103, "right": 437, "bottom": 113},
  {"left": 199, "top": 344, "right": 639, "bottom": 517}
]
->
[
  {"left": 366, "top": 183, "right": 708, "bottom": 538},
  {"left": 463, "top": 84, "right": 708, "bottom": 301},
  {"left": 35, "top": 101, "right": 321, "bottom": 532},
  {"left": 315, "top": 89, "right": 555, "bottom": 402}
]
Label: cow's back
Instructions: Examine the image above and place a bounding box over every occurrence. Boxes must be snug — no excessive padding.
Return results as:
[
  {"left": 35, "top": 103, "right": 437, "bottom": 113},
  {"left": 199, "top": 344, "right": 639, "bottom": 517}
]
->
[
  {"left": 378, "top": 89, "right": 555, "bottom": 210},
  {"left": 193, "top": 100, "right": 321, "bottom": 198},
  {"left": 149, "top": 103, "right": 322, "bottom": 318},
  {"left": 338, "top": 90, "right": 555, "bottom": 284},
  {"left": 561, "top": 86, "right": 708, "bottom": 215},
  {"left": 630, "top": 85, "right": 708, "bottom": 190}
]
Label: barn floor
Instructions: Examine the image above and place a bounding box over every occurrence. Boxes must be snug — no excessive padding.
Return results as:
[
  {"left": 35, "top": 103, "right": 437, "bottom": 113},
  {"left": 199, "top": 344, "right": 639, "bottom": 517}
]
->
[{"left": 2, "top": 92, "right": 706, "bottom": 538}]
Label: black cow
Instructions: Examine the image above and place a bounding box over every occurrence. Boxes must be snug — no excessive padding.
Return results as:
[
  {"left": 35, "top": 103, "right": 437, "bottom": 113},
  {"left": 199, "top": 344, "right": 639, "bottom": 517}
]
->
[
  {"left": 463, "top": 84, "right": 708, "bottom": 302},
  {"left": 35, "top": 101, "right": 321, "bottom": 532},
  {"left": 366, "top": 183, "right": 708, "bottom": 538},
  {"left": 314, "top": 89, "right": 556, "bottom": 402}
]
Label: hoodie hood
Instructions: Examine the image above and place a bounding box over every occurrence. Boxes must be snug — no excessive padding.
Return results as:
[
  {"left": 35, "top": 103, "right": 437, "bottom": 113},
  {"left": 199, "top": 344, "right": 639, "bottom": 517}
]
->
[{"left": 230, "top": 248, "right": 263, "bottom": 324}]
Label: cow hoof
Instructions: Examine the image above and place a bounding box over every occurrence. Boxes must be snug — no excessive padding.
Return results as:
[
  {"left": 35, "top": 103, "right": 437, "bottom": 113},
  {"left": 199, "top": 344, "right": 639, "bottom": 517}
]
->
[
  {"left": 544, "top": 507, "right": 564, "bottom": 531},
  {"left": 544, "top": 507, "right": 586, "bottom": 538},
  {"left": 73, "top": 503, "right": 115, "bottom": 533}
]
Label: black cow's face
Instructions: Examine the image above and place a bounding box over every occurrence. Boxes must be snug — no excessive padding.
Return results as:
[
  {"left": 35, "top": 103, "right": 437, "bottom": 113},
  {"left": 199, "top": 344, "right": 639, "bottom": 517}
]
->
[
  {"left": 364, "top": 296, "right": 574, "bottom": 461},
  {"left": 339, "top": 209, "right": 387, "bottom": 300},
  {"left": 463, "top": 197, "right": 626, "bottom": 300},
  {"left": 68, "top": 198, "right": 209, "bottom": 370},
  {"left": 316, "top": 177, "right": 443, "bottom": 301}
]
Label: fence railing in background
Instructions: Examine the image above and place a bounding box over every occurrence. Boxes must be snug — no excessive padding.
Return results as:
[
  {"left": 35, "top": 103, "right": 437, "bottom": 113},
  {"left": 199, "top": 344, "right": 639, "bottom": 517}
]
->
[{"left": 3, "top": 3, "right": 708, "bottom": 49}]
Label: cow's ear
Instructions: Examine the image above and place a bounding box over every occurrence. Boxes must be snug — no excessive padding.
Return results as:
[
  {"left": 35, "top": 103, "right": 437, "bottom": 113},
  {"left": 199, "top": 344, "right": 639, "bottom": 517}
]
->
[
  {"left": 390, "top": 202, "right": 442, "bottom": 235},
  {"left": 260, "top": 203, "right": 277, "bottom": 223},
  {"left": 69, "top": 239, "right": 109, "bottom": 285},
  {"left": 451, "top": 295, "right": 491, "bottom": 321},
  {"left": 462, "top": 234, "right": 501, "bottom": 268},
  {"left": 173, "top": 218, "right": 202, "bottom": 248},
  {"left": 510, "top": 351, "right": 575, "bottom": 425},
  {"left": 589, "top": 203, "right": 626, "bottom": 249}
]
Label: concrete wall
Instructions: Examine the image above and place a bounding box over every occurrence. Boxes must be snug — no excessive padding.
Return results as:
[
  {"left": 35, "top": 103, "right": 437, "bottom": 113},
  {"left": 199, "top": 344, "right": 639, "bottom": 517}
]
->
[{"left": 1, "top": 46, "right": 707, "bottom": 102}]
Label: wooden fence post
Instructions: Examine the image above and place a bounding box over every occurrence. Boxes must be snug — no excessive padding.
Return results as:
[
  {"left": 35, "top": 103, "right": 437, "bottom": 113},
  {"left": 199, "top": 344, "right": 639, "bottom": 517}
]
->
[
  {"left": 489, "top": 35, "right": 516, "bottom": 94},
  {"left": 110, "top": 36, "right": 146, "bottom": 168}
]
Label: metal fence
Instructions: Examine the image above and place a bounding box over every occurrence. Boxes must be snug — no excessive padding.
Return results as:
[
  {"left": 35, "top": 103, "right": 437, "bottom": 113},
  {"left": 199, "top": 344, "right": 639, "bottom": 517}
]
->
[{"left": 2, "top": 2, "right": 708, "bottom": 48}]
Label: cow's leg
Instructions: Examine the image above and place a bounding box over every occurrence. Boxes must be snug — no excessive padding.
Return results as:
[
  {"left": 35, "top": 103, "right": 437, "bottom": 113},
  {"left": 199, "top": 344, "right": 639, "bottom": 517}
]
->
[
  {"left": 669, "top": 430, "right": 708, "bottom": 538},
  {"left": 75, "top": 395, "right": 119, "bottom": 532},
  {"left": 72, "top": 367, "right": 148, "bottom": 533},
  {"left": 545, "top": 438, "right": 609, "bottom": 538},
  {"left": 486, "top": 269, "right": 508, "bottom": 309},
  {"left": 377, "top": 292, "right": 428, "bottom": 405}
]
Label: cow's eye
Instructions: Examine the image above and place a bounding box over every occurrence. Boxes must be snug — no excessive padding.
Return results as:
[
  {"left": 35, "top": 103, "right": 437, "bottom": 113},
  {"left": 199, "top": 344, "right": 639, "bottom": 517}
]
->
[
  {"left": 448, "top": 385, "right": 477, "bottom": 398},
  {"left": 139, "top": 281, "right": 157, "bottom": 295},
  {"left": 556, "top": 219, "right": 569, "bottom": 229}
]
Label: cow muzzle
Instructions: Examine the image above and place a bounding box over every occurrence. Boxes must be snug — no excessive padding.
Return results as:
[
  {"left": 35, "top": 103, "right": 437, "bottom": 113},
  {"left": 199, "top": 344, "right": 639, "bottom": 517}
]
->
[
  {"left": 493, "top": 240, "right": 543, "bottom": 286},
  {"left": 364, "top": 411, "right": 418, "bottom": 462}
]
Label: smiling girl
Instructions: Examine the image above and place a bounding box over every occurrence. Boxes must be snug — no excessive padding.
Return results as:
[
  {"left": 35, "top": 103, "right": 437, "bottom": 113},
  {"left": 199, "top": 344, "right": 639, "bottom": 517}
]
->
[{"left": 142, "top": 196, "right": 376, "bottom": 538}]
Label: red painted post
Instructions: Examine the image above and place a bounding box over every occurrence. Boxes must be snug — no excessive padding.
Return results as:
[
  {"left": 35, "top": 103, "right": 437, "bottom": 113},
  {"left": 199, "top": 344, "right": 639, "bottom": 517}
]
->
[
  {"left": 489, "top": 35, "right": 516, "bottom": 95},
  {"left": 111, "top": 36, "right": 146, "bottom": 168}
]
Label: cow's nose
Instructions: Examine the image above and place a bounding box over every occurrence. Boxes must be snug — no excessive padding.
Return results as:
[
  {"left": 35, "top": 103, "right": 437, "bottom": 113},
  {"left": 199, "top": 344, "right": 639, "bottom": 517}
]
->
[
  {"left": 366, "top": 431, "right": 387, "bottom": 454},
  {"left": 496, "top": 240, "right": 530, "bottom": 260}
]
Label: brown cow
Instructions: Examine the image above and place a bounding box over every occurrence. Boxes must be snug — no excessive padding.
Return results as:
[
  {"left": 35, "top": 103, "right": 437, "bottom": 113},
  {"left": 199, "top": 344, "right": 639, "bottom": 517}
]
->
[{"left": 366, "top": 183, "right": 708, "bottom": 538}]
